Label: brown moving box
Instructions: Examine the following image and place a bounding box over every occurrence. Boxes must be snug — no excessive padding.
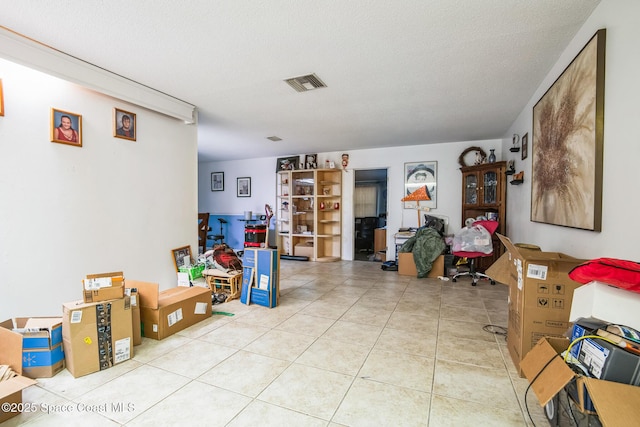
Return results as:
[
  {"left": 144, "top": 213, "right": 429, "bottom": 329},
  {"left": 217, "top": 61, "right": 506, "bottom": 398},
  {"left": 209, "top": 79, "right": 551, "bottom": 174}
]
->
[
  {"left": 0, "top": 327, "right": 37, "bottom": 423},
  {"left": 125, "top": 288, "right": 142, "bottom": 346},
  {"left": 521, "top": 337, "right": 640, "bottom": 424},
  {"left": 62, "top": 297, "right": 133, "bottom": 378},
  {"left": 398, "top": 253, "right": 444, "bottom": 278},
  {"left": 132, "top": 280, "right": 212, "bottom": 340},
  {"left": 83, "top": 271, "right": 125, "bottom": 303},
  {"left": 489, "top": 234, "right": 586, "bottom": 376}
]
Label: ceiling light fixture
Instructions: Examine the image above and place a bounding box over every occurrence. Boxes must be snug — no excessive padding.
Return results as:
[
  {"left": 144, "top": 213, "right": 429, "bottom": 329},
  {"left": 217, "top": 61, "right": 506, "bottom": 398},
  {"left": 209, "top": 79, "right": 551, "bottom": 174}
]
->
[
  {"left": 284, "top": 73, "right": 327, "bottom": 92},
  {"left": 266, "top": 136, "right": 282, "bottom": 142}
]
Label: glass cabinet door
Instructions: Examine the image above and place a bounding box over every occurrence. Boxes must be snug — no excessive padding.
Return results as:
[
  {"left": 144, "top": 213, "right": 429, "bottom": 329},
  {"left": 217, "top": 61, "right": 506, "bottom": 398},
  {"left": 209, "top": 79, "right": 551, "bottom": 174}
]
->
[
  {"left": 464, "top": 174, "right": 478, "bottom": 205},
  {"left": 483, "top": 171, "right": 498, "bottom": 204}
]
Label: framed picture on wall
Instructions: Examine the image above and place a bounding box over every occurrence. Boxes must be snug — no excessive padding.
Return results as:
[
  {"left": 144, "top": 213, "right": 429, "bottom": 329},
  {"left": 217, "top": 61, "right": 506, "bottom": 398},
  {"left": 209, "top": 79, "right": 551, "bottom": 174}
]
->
[
  {"left": 113, "top": 108, "right": 136, "bottom": 141},
  {"left": 237, "top": 177, "right": 251, "bottom": 197},
  {"left": 211, "top": 172, "right": 224, "bottom": 191},
  {"left": 404, "top": 161, "right": 437, "bottom": 209},
  {"left": 521, "top": 133, "right": 528, "bottom": 160},
  {"left": 0, "top": 79, "right": 4, "bottom": 116},
  {"left": 51, "top": 108, "right": 82, "bottom": 147}
]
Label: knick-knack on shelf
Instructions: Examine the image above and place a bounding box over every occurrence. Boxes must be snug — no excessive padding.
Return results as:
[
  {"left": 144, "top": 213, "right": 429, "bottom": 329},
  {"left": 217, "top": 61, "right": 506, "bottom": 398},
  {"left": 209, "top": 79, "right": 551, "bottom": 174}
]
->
[{"left": 488, "top": 149, "right": 496, "bottom": 163}]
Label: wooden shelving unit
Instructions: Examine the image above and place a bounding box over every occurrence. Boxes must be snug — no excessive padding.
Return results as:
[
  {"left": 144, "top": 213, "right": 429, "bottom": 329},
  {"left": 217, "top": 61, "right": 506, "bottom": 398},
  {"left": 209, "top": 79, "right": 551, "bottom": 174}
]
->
[{"left": 277, "top": 169, "right": 342, "bottom": 261}]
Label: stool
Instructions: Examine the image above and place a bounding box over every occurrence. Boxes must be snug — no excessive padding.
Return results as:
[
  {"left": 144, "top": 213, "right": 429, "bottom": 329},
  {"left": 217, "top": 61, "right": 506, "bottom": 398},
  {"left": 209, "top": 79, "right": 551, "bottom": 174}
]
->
[
  {"left": 203, "top": 269, "right": 242, "bottom": 302},
  {"left": 208, "top": 218, "right": 227, "bottom": 246}
]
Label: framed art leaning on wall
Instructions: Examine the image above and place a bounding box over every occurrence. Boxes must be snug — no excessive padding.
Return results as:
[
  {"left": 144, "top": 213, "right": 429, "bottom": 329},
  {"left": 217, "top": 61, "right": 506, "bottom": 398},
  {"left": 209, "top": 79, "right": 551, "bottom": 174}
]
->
[{"left": 531, "top": 29, "right": 605, "bottom": 231}]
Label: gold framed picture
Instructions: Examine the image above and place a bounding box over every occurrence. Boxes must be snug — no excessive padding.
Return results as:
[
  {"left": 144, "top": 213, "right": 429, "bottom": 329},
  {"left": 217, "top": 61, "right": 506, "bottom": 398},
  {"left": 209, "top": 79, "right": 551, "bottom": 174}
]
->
[
  {"left": 51, "top": 108, "right": 82, "bottom": 147},
  {"left": 0, "top": 79, "right": 4, "bottom": 117},
  {"left": 114, "top": 108, "right": 136, "bottom": 141}
]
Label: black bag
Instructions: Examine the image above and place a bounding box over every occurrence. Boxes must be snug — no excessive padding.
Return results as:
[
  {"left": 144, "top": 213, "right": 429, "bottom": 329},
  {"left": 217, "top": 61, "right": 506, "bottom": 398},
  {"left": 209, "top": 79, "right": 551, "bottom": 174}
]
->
[{"left": 424, "top": 215, "right": 445, "bottom": 236}]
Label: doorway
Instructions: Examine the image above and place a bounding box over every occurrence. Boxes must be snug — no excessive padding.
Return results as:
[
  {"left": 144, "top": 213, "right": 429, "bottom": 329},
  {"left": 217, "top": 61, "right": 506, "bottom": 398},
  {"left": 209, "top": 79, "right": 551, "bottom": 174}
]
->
[{"left": 354, "top": 168, "right": 388, "bottom": 261}]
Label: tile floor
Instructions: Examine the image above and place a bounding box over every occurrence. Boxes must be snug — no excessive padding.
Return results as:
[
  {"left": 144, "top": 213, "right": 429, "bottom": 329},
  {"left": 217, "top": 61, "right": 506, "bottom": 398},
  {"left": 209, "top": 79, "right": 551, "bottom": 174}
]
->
[{"left": 6, "top": 260, "right": 548, "bottom": 426}]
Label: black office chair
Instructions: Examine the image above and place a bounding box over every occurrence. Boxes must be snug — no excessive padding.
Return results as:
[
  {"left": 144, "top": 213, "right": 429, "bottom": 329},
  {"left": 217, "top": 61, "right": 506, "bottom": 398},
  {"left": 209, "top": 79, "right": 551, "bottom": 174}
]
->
[{"left": 208, "top": 218, "right": 227, "bottom": 246}]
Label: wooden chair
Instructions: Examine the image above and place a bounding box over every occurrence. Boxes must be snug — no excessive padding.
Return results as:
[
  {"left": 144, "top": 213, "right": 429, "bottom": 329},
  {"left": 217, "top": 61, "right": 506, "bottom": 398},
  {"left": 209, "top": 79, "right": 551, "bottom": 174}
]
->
[{"left": 198, "top": 213, "right": 210, "bottom": 254}]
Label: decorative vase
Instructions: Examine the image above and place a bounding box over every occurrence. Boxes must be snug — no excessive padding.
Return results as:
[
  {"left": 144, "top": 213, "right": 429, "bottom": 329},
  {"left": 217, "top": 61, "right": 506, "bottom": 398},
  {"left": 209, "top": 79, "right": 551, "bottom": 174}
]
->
[{"left": 488, "top": 149, "right": 496, "bottom": 163}]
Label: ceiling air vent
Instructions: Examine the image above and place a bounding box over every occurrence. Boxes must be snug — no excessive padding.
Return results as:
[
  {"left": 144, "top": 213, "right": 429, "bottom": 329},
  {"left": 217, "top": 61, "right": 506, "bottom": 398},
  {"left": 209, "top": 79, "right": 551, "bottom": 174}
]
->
[{"left": 284, "top": 73, "right": 327, "bottom": 92}]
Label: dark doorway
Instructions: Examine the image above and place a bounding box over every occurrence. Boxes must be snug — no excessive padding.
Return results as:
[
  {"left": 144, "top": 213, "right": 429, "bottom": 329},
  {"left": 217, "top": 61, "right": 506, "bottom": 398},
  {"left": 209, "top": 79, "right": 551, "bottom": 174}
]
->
[{"left": 354, "top": 169, "right": 388, "bottom": 261}]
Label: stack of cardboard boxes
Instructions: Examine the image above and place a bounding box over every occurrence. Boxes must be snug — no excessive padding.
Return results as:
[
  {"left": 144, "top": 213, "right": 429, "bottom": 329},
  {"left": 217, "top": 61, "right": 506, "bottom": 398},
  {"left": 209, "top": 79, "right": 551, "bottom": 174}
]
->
[
  {"left": 62, "top": 272, "right": 135, "bottom": 378},
  {"left": 486, "top": 235, "right": 586, "bottom": 375}
]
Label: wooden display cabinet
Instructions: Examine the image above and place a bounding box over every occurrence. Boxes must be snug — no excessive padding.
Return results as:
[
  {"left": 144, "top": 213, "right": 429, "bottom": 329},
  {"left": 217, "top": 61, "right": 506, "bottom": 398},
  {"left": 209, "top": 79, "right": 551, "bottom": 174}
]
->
[
  {"left": 460, "top": 161, "right": 507, "bottom": 271},
  {"left": 277, "top": 168, "right": 342, "bottom": 261}
]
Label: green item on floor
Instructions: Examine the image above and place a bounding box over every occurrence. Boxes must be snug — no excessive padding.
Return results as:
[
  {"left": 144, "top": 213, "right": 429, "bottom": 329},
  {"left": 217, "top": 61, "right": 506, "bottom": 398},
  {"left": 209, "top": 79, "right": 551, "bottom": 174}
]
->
[{"left": 212, "top": 311, "right": 234, "bottom": 316}]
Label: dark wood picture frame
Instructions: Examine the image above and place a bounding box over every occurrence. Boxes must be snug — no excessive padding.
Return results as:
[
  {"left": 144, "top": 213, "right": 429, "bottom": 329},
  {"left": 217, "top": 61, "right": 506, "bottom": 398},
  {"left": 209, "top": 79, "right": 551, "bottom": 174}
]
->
[
  {"left": 521, "top": 133, "right": 528, "bottom": 160},
  {"left": 237, "top": 177, "right": 251, "bottom": 197},
  {"left": 276, "top": 156, "right": 298, "bottom": 172},
  {"left": 304, "top": 154, "right": 318, "bottom": 169},
  {"left": 531, "top": 29, "right": 605, "bottom": 231},
  {"left": 211, "top": 172, "right": 224, "bottom": 191}
]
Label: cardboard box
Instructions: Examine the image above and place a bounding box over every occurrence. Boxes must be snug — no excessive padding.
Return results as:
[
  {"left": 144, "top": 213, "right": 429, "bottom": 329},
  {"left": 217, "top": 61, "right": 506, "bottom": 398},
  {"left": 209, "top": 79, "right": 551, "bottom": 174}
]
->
[
  {"left": 398, "top": 253, "right": 444, "bottom": 278},
  {"left": 62, "top": 297, "right": 133, "bottom": 378},
  {"left": 294, "top": 242, "right": 314, "bottom": 258},
  {"left": 494, "top": 234, "right": 586, "bottom": 376},
  {"left": 125, "top": 288, "right": 142, "bottom": 346},
  {"left": 0, "top": 317, "right": 65, "bottom": 378},
  {"left": 133, "top": 280, "right": 212, "bottom": 340},
  {"left": 83, "top": 271, "right": 125, "bottom": 303},
  {"left": 0, "top": 326, "right": 38, "bottom": 423},
  {"left": 569, "top": 281, "right": 640, "bottom": 331},
  {"left": 241, "top": 248, "right": 279, "bottom": 308},
  {"left": 521, "top": 337, "right": 640, "bottom": 424}
]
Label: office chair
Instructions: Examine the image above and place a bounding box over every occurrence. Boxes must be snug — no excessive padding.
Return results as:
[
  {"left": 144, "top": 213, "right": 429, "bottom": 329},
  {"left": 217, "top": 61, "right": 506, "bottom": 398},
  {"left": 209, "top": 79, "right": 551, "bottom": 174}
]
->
[
  {"left": 208, "top": 218, "right": 227, "bottom": 246},
  {"left": 451, "top": 219, "right": 499, "bottom": 286}
]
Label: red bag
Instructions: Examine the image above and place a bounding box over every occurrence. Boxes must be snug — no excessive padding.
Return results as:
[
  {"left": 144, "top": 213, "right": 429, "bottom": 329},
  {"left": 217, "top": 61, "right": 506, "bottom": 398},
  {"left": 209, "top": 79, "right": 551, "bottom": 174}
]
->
[{"left": 568, "top": 258, "right": 640, "bottom": 293}]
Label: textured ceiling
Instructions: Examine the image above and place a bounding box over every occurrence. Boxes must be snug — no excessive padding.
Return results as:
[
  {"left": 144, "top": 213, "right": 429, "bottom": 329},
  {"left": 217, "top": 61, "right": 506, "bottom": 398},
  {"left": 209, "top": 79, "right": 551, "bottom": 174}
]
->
[{"left": 0, "top": 0, "right": 600, "bottom": 162}]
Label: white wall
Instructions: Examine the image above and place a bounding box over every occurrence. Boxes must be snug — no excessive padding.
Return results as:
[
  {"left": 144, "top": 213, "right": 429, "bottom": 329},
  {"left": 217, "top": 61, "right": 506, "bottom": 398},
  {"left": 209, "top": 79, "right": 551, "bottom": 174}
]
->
[
  {"left": 199, "top": 139, "right": 501, "bottom": 261},
  {"left": 0, "top": 58, "right": 198, "bottom": 318},
  {"left": 502, "top": 0, "right": 640, "bottom": 261}
]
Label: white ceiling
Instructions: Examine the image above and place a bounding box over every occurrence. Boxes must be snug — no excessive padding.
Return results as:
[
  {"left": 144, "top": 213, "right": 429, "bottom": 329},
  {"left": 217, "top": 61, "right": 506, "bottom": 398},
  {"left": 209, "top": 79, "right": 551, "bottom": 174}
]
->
[{"left": 0, "top": 0, "right": 600, "bottom": 162}]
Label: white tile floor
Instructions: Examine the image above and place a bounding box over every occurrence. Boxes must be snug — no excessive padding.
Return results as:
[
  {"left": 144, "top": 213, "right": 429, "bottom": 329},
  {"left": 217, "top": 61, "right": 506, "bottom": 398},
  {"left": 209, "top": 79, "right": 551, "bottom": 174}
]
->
[{"left": 6, "top": 260, "right": 548, "bottom": 426}]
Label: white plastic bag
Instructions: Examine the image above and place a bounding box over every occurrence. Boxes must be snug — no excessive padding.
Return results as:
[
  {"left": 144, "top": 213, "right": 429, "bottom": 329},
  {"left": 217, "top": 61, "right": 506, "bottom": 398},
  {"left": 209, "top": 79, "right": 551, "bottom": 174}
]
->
[{"left": 452, "top": 224, "right": 492, "bottom": 254}]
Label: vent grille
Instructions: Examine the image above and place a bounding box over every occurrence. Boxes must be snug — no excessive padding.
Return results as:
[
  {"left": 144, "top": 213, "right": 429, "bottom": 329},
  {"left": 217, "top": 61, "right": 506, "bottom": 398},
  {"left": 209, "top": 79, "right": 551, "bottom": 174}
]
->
[
  {"left": 266, "top": 136, "right": 282, "bottom": 142},
  {"left": 284, "top": 73, "right": 327, "bottom": 92}
]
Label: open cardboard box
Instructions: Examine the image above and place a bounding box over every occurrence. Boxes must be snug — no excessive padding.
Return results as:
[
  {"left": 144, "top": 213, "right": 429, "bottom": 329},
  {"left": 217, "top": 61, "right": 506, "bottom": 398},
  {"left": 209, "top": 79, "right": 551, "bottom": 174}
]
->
[
  {"left": 132, "top": 280, "right": 212, "bottom": 340},
  {"left": 0, "top": 326, "right": 37, "bottom": 423},
  {"left": 0, "top": 317, "right": 65, "bottom": 378},
  {"left": 521, "top": 337, "right": 640, "bottom": 425},
  {"left": 488, "top": 234, "right": 585, "bottom": 376}
]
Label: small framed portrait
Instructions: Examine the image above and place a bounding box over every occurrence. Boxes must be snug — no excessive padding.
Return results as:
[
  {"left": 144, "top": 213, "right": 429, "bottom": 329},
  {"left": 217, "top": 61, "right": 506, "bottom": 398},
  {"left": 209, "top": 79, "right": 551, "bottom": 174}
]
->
[
  {"left": 171, "top": 245, "right": 192, "bottom": 272},
  {"left": 51, "top": 108, "right": 82, "bottom": 147},
  {"left": 0, "top": 79, "right": 4, "bottom": 116},
  {"left": 521, "top": 133, "right": 528, "bottom": 160},
  {"left": 114, "top": 108, "right": 136, "bottom": 141},
  {"left": 305, "top": 154, "right": 317, "bottom": 169},
  {"left": 237, "top": 177, "right": 251, "bottom": 197},
  {"left": 211, "top": 172, "right": 224, "bottom": 191}
]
